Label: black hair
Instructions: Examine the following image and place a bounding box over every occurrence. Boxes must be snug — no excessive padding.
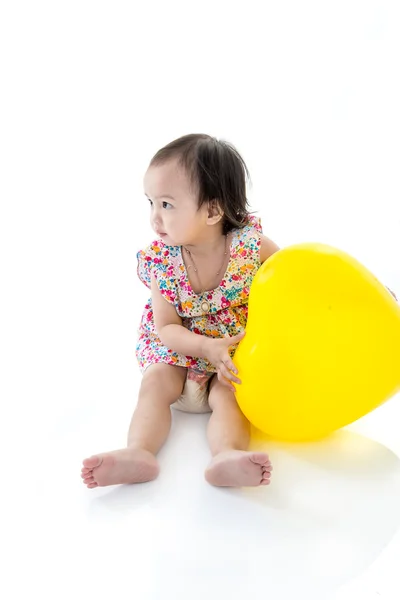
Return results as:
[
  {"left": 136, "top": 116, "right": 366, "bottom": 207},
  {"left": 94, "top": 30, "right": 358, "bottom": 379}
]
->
[{"left": 148, "top": 133, "right": 252, "bottom": 234}]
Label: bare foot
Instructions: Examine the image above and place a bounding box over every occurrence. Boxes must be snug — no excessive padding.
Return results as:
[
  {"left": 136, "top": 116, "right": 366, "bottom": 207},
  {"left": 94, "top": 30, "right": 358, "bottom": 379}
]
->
[
  {"left": 81, "top": 448, "right": 159, "bottom": 488},
  {"left": 205, "top": 450, "right": 272, "bottom": 487}
]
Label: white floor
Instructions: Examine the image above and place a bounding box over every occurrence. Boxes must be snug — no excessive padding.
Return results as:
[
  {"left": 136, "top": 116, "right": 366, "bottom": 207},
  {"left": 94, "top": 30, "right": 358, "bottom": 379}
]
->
[
  {"left": 4, "top": 379, "right": 400, "bottom": 600},
  {"left": 2, "top": 2, "right": 400, "bottom": 599}
]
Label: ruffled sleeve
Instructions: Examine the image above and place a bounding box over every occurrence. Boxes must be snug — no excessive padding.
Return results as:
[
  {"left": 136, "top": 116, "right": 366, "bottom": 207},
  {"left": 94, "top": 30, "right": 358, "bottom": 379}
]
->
[
  {"left": 136, "top": 240, "right": 178, "bottom": 306},
  {"left": 244, "top": 214, "right": 263, "bottom": 234},
  {"left": 232, "top": 214, "right": 263, "bottom": 255}
]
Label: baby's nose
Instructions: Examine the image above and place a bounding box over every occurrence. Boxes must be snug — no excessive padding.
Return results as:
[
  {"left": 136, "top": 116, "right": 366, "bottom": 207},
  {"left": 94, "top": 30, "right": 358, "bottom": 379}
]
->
[
  {"left": 151, "top": 205, "right": 162, "bottom": 222},
  {"left": 151, "top": 216, "right": 162, "bottom": 229}
]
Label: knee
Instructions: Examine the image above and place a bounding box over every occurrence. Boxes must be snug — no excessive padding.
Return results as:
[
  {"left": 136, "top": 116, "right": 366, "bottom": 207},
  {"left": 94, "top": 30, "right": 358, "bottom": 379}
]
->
[{"left": 208, "top": 377, "right": 237, "bottom": 411}]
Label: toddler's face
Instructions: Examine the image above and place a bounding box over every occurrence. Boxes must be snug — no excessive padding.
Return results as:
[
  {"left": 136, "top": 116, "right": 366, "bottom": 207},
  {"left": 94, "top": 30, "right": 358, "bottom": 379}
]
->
[{"left": 143, "top": 159, "right": 207, "bottom": 246}]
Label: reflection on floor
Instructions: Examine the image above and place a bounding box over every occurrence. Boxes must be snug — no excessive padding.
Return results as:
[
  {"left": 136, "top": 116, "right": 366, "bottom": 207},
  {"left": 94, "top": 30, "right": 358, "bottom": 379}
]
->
[{"left": 4, "top": 388, "right": 400, "bottom": 600}]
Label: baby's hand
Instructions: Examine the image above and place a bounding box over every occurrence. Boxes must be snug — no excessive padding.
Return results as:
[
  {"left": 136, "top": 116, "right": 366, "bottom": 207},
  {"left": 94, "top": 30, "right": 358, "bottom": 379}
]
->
[{"left": 203, "top": 331, "right": 246, "bottom": 392}]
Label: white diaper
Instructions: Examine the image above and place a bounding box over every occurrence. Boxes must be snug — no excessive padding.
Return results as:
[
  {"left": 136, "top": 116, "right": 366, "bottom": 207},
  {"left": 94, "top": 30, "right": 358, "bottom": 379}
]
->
[{"left": 171, "top": 369, "right": 214, "bottom": 414}]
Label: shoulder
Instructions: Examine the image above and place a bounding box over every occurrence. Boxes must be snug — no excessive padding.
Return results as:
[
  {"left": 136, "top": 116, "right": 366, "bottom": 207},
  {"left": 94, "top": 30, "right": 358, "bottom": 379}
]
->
[
  {"left": 259, "top": 234, "right": 280, "bottom": 263},
  {"left": 234, "top": 215, "right": 280, "bottom": 263}
]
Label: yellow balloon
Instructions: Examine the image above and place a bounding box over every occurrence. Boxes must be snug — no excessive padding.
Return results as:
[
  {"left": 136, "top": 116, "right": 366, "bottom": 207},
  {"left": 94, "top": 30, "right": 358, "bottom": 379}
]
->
[{"left": 234, "top": 243, "right": 400, "bottom": 441}]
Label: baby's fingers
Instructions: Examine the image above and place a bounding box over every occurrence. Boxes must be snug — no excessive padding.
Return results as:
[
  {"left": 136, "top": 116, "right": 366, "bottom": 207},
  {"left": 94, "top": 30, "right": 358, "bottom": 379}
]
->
[
  {"left": 217, "top": 370, "right": 236, "bottom": 392},
  {"left": 224, "top": 358, "right": 240, "bottom": 379},
  {"left": 219, "top": 362, "right": 241, "bottom": 385}
]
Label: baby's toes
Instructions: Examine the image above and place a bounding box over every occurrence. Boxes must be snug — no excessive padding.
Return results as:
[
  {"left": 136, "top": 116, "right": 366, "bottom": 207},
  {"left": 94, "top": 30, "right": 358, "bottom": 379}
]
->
[
  {"left": 251, "top": 452, "right": 270, "bottom": 466},
  {"left": 81, "top": 472, "right": 95, "bottom": 485},
  {"left": 261, "top": 466, "right": 272, "bottom": 483},
  {"left": 85, "top": 477, "right": 95, "bottom": 485},
  {"left": 82, "top": 456, "right": 103, "bottom": 470}
]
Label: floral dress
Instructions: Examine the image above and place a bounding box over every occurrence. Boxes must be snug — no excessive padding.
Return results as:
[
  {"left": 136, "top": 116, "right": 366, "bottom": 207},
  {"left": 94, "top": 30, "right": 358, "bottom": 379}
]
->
[{"left": 135, "top": 215, "right": 263, "bottom": 374}]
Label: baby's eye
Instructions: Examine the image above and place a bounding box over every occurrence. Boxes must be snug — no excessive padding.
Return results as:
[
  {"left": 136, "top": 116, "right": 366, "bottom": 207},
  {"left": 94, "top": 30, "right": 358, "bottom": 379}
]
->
[
  {"left": 147, "top": 198, "right": 153, "bottom": 206},
  {"left": 162, "top": 201, "right": 173, "bottom": 209}
]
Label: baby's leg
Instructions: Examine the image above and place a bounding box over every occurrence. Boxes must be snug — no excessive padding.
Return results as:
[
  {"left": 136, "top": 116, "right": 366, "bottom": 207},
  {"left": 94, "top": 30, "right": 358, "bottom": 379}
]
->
[
  {"left": 81, "top": 363, "right": 186, "bottom": 488},
  {"left": 205, "top": 377, "right": 272, "bottom": 487}
]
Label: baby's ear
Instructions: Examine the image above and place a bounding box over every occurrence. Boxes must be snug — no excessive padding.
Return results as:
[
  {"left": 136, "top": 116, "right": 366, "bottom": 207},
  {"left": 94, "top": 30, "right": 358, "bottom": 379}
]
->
[{"left": 207, "top": 199, "right": 224, "bottom": 223}]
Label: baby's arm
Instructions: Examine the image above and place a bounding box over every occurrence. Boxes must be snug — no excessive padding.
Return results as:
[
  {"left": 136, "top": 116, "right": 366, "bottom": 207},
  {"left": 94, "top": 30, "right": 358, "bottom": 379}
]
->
[
  {"left": 150, "top": 274, "right": 243, "bottom": 386},
  {"left": 259, "top": 234, "right": 280, "bottom": 263},
  {"left": 150, "top": 274, "right": 210, "bottom": 359}
]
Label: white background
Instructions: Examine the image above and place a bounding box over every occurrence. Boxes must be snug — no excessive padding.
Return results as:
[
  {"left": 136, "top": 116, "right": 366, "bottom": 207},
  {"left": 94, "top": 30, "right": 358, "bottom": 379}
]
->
[{"left": 1, "top": 1, "right": 400, "bottom": 599}]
